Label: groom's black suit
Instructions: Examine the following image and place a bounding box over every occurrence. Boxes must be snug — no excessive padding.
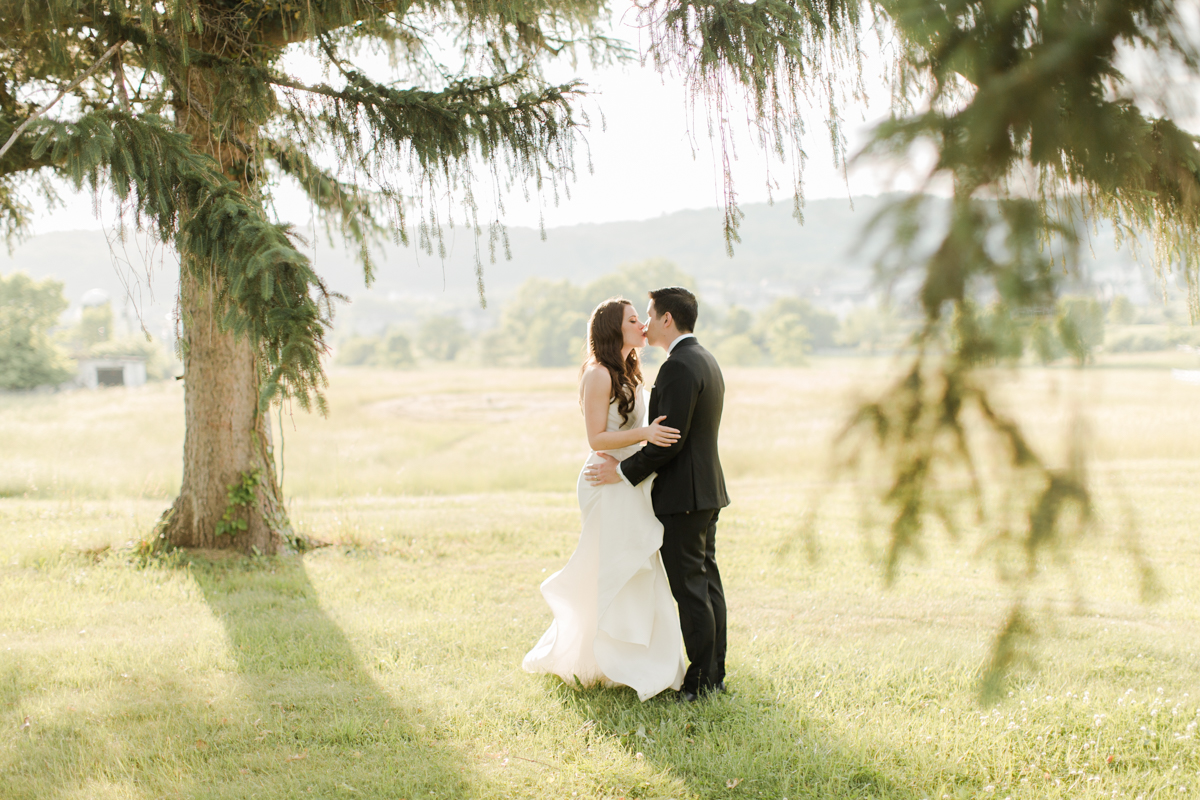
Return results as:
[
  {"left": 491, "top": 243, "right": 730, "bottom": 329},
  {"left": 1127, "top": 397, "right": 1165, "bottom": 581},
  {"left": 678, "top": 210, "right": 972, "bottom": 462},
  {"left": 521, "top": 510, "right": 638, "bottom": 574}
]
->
[{"left": 620, "top": 336, "right": 730, "bottom": 695}]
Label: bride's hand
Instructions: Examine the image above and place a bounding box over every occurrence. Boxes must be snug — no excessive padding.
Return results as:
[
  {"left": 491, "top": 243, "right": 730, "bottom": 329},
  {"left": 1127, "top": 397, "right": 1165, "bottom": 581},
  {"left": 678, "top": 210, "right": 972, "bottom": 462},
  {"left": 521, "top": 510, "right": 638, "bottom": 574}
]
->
[{"left": 645, "top": 415, "right": 681, "bottom": 448}]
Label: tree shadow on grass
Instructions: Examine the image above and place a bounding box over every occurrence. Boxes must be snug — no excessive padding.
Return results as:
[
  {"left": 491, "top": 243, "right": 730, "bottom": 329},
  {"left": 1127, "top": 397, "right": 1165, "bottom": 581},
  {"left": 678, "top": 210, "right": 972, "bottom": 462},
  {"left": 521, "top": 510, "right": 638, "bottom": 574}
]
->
[
  {"left": 184, "top": 552, "right": 475, "bottom": 798},
  {"left": 1, "top": 552, "right": 476, "bottom": 800},
  {"left": 552, "top": 671, "right": 985, "bottom": 800}
]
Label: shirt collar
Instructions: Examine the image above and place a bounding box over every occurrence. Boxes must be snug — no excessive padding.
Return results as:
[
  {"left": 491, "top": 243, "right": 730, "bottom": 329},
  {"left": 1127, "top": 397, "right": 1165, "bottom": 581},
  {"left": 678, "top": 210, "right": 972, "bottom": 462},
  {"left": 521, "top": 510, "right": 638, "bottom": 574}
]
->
[{"left": 667, "top": 333, "right": 696, "bottom": 355}]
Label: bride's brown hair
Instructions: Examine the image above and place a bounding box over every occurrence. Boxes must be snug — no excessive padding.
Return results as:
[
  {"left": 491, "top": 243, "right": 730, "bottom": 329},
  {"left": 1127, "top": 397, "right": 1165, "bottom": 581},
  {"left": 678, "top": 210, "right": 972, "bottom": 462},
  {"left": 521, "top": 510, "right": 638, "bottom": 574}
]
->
[{"left": 585, "top": 297, "right": 643, "bottom": 425}]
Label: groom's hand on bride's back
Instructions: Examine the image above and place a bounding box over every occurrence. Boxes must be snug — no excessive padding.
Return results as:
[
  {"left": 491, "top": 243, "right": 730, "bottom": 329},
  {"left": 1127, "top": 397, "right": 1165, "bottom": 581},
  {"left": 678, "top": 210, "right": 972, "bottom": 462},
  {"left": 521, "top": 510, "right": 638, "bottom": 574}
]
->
[{"left": 585, "top": 453, "right": 622, "bottom": 486}]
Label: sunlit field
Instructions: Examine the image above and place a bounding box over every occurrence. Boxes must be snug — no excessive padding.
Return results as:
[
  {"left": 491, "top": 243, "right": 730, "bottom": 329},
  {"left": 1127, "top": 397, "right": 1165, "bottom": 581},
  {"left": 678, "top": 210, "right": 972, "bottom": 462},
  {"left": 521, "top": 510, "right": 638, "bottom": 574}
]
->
[{"left": 4, "top": 358, "right": 1200, "bottom": 799}]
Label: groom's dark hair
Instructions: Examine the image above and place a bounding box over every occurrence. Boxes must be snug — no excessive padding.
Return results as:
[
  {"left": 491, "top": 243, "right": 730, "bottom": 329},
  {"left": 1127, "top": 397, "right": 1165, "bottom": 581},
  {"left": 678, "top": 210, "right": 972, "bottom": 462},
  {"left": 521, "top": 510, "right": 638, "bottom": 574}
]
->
[{"left": 649, "top": 286, "right": 698, "bottom": 333}]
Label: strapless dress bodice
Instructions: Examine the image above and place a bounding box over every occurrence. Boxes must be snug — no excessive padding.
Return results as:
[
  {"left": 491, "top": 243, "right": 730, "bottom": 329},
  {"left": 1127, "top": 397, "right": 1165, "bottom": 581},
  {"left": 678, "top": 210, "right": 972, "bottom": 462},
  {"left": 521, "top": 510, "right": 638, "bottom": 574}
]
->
[{"left": 600, "top": 387, "right": 647, "bottom": 461}]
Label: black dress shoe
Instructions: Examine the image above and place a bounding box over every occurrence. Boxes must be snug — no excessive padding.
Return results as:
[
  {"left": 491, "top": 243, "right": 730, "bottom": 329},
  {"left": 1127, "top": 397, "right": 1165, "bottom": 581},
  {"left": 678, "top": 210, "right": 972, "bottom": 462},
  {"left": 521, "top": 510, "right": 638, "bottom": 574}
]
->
[{"left": 676, "top": 689, "right": 699, "bottom": 703}]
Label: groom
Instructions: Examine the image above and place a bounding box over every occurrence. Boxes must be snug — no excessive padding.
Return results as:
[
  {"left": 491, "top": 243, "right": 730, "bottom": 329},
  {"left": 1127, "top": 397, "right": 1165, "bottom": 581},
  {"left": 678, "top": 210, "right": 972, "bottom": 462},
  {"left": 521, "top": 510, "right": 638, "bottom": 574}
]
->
[{"left": 586, "top": 286, "right": 730, "bottom": 701}]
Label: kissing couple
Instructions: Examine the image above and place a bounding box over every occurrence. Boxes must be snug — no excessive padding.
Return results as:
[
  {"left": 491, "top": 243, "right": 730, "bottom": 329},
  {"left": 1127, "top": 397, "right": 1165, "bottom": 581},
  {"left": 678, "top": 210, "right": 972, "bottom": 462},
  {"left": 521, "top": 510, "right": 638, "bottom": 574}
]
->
[{"left": 523, "top": 286, "right": 730, "bottom": 702}]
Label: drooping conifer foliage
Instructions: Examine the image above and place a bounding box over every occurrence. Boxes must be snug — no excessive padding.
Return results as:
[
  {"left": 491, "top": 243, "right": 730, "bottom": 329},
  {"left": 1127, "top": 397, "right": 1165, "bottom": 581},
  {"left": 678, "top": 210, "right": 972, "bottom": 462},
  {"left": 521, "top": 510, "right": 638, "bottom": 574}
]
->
[
  {"left": 639, "top": 0, "right": 867, "bottom": 243},
  {"left": 0, "top": 0, "right": 612, "bottom": 551},
  {"left": 2, "top": 0, "right": 609, "bottom": 409},
  {"left": 646, "top": 0, "right": 1199, "bottom": 688}
]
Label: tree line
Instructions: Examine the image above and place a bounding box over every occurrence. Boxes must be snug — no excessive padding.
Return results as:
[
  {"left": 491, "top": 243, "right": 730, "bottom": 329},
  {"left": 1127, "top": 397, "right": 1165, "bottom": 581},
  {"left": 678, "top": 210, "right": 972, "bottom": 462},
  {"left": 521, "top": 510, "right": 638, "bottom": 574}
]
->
[
  {"left": 330, "top": 259, "right": 1186, "bottom": 371},
  {"left": 333, "top": 258, "right": 839, "bottom": 369},
  {"left": 4, "top": 264, "right": 1185, "bottom": 393}
]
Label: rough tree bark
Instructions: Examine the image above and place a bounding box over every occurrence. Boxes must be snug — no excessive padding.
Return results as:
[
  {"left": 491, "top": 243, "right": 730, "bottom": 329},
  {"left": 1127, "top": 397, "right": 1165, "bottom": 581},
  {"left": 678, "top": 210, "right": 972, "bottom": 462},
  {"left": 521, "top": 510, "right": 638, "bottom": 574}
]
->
[
  {"left": 158, "top": 56, "right": 290, "bottom": 554},
  {"left": 160, "top": 267, "right": 288, "bottom": 553}
]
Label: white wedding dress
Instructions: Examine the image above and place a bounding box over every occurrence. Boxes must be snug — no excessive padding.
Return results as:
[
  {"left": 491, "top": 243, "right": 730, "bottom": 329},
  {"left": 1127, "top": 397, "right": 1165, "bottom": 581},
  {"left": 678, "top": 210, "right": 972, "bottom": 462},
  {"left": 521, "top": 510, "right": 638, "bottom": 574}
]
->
[{"left": 523, "top": 389, "right": 686, "bottom": 701}]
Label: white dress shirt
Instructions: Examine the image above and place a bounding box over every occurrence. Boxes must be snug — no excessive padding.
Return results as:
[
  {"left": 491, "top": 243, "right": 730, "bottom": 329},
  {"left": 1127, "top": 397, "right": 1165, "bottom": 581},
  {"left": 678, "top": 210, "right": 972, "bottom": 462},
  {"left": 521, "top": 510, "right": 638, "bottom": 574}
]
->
[{"left": 667, "top": 333, "right": 695, "bottom": 354}]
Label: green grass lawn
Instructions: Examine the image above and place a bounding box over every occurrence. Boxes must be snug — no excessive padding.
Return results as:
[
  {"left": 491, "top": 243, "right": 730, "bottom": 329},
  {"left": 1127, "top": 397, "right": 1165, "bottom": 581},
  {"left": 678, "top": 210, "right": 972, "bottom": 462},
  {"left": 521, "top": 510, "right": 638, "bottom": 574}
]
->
[{"left": 3, "top": 361, "right": 1200, "bottom": 799}]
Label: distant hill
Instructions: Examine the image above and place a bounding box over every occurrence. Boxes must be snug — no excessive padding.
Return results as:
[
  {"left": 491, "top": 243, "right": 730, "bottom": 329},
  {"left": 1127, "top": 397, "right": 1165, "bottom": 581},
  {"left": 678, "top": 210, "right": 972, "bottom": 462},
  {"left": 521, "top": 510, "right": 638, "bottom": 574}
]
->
[
  {"left": 1, "top": 195, "right": 1157, "bottom": 337},
  {"left": 269, "top": 196, "right": 899, "bottom": 306}
]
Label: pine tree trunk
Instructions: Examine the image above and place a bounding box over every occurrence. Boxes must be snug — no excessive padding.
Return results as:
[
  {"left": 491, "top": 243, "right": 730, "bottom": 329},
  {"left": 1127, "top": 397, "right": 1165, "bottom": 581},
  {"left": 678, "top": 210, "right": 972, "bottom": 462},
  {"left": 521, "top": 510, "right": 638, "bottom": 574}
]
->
[
  {"left": 158, "top": 53, "right": 290, "bottom": 555},
  {"left": 159, "top": 266, "right": 288, "bottom": 554}
]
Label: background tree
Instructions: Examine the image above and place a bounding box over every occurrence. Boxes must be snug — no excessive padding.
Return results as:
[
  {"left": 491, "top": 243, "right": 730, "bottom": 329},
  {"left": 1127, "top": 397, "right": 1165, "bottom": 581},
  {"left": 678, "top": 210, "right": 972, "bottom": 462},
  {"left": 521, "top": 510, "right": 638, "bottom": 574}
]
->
[
  {"left": 481, "top": 259, "right": 703, "bottom": 367},
  {"left": 713, "top": 330, "right": 764, "bottom": 366},
  {"left": 483, "top": 277, "right": 586, "bottom": 366},
  {"left": 77, "top": 302, "right": 112, "bottom": 348},
  {"left": 0, "top": 271, "right": 72, "bottom": 389},
  {"left": 1108, "top": 295, "right": 1137, "bottom": 326},
  {"left": 777, "top": 298, "right": 837, "bottom": 350},
  {"left": 721, "top": 306, "right": 754, "bottom": 339},
  {"left": 376, "top": 329, "right": 415, "bottom": 368},
  {"left": 754, "top": 297, "right": 837, "bottom": 365},
  {"left": 418, "top": 316, "right": 469, "bottom": 362},
  {"left": 762, "top": 311, "right": 810, "bottom": 365},
  {"left": 835, "top": 304, "right": 897, "bottom": 353},
  {"left": 0, "top": 0, "right": 612, "bottom": 552},
  {"left": 579, "top": 257, "right": 697, "bottom": 310},
  {"left": 335, "top": 336, "right": 379, "bottom": 367},
  {"left": 1056, "top": 297, "right": 1106, "bottom": 364}
]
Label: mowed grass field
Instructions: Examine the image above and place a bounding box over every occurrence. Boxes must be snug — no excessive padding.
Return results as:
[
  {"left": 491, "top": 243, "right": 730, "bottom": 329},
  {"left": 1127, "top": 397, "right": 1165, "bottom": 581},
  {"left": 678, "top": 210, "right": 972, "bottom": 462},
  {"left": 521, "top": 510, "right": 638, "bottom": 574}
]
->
[{"left": 3, "top": 359, "right": 1200, "bottom": 799}]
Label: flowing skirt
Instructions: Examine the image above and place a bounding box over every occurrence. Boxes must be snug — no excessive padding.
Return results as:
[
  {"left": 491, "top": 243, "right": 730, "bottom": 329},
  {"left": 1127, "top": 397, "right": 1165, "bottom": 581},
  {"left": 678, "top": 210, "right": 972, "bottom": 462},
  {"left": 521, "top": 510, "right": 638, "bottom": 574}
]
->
[{"left": 522, "top": 453, "right": 685, "bottom": 701}]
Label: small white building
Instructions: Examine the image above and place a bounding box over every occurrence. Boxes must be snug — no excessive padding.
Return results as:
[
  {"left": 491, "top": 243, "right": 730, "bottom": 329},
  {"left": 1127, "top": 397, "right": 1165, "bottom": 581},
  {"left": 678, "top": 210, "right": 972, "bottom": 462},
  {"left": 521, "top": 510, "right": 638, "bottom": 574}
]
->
[{"left": 77, "top": 357, "right": 147, "bottom": 389}]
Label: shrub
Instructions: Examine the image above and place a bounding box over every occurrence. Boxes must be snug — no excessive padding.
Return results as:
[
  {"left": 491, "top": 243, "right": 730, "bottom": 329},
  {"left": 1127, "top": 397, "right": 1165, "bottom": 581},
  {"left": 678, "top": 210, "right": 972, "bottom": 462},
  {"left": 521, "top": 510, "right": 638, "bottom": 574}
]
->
[
  {"left": 1105, "top": 329, "right": 1169, "bottom": 353},
  {"left": 763, "top": 297, "right": 837, "bottom": 349},
  {"left": 1108, "top": 295, "right": 1136, "bottom": 325},
  {"left": 715, "top": 333, "right": 764, "bottom": 366},
  {"left": 722, "top": 306, "right": 754, "bottom": 338},
  {"left": 837, "top": 306, "right": 895, "bottom": 353},
  {"left": 78, "top": 303, "right": 113, "bottom": 347},
  {"left": 418, "top": 316, "right": 469, "bottom": 362},
  {"left": 580, "top": 258, "right": 697, "bottom": 312},
  {"left": 337, "top": 336, "right": 381, "bottom": 366},
  {"left": 376, "top": 330, "right": 415, "bottom": 368},
  {"left": 765, "top": 313, "right": 811, "bottom": 366},
  {"left": 0, "top": 272, "right": 73, "bottom": 390},
  {"left": 1057, "top": 297, "right": 1105, "bottom": 363}
]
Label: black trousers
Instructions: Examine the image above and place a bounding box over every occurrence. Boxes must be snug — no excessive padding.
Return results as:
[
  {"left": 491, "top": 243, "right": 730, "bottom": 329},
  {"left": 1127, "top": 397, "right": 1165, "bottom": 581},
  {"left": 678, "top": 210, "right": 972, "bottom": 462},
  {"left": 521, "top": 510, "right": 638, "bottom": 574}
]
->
[{"left": 659, "top": 508, "right": 726, "bottom": 694}]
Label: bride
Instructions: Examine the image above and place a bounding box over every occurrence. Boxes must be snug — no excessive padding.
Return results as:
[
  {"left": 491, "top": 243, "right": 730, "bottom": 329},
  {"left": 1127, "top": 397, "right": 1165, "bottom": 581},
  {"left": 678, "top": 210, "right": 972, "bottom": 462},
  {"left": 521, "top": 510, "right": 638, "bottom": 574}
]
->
[{"left": 523, "top": 297, "right": 687, "bottom": 700}]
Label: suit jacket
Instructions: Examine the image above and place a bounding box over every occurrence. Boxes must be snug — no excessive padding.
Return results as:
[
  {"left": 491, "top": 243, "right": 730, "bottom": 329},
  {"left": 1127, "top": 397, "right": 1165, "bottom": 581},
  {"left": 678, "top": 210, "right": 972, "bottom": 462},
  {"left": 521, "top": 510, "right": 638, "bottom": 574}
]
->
[{"left": 620, "top": 337, "right": 730, "bottom": 515}]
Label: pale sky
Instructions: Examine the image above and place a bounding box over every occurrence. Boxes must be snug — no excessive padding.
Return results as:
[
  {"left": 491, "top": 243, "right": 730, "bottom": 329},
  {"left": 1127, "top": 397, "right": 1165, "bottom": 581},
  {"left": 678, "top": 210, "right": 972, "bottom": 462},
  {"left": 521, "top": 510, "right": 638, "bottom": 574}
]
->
[{"left": 27, "top": 3, "right": 930, "bottom": 235}]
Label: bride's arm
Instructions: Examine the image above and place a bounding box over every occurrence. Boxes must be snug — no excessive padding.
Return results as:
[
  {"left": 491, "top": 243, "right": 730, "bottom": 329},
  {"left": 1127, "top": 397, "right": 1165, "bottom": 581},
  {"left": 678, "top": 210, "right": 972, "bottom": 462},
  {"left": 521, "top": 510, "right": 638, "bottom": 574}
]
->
[{"left": 581, "top": 366, "right": 679, "bottom": 451}]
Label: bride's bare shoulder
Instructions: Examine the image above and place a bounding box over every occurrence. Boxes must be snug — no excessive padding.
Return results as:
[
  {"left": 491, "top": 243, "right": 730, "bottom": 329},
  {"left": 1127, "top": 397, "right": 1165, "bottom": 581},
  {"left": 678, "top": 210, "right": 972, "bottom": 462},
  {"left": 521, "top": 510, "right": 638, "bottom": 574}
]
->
[{"left": 580, "top": 363, "right": 612, "bottom": 390}]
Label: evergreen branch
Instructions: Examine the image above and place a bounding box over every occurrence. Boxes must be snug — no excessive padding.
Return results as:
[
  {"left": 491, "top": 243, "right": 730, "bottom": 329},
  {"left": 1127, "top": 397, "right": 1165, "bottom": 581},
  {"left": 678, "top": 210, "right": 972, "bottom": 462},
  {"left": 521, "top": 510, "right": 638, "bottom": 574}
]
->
[
  {"left": 1, "top": 0, "right": 608, "bottom": 411},
  {"left": 266, "top": 68, "right": 529, "bottom": 105},
  {"left": 639, "top": 0, "right": 865, "bottom": 246},
  {"left": 0, "top": 40, "right": 123, "bottom": 161},
  {"left": 264, "top": 136, "right": 390, "bottom": 281},
  {"left": 868, "top": 0, "right": 1200, "bottom": 300},
  {"left": 271, "top": 67, "right": 583, "bottom": 180},
  {"left": 33, "top": 109, "right": 331, "bottom": 412},
  {"left": 177, "top": 184, "right": 335, "bottom": 412},
  {"left": 810, "top": 0, "right": 1199, "bottom": 689}
]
